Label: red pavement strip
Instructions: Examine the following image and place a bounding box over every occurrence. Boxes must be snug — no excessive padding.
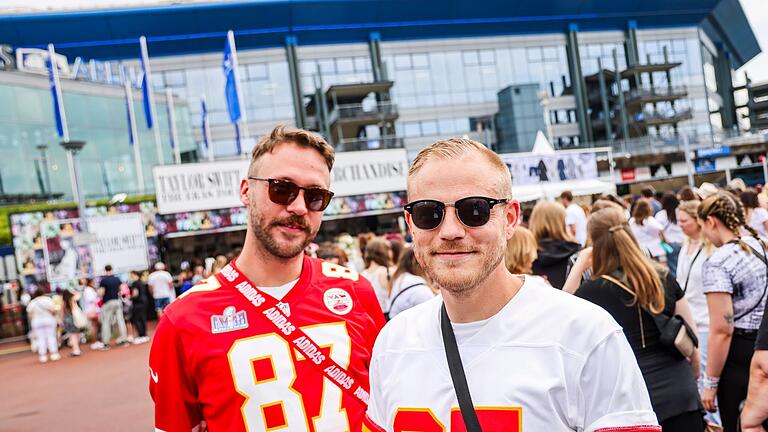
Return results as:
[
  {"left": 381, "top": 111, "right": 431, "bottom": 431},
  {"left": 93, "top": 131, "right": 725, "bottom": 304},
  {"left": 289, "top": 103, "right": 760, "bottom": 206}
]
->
[{"left": 0, "top": 336, "right": 154, "bottom": 432}]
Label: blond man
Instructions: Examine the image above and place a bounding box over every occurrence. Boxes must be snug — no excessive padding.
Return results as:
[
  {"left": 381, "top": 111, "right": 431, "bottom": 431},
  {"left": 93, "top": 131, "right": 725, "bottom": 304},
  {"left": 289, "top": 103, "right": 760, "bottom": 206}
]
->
[{"left": 363, "top": 138, "right": 659, "bottom": 432}]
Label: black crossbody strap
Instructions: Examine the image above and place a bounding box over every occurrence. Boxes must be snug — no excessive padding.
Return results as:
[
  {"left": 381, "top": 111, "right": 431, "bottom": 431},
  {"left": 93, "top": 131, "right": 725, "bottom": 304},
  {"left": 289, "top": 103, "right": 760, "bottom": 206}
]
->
[
  {"left": 683, "top": 247, "right": 703, "bottom": 294},
  {"left": 440, "top": 303, "right": 483, "bottom": 432}
]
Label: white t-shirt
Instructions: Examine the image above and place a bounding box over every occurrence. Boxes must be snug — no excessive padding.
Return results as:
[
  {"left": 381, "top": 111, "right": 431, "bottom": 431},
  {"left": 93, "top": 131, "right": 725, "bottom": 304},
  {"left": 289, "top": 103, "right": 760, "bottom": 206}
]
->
[
  {"left": 366, "top": 277, "right": 659, "bottom": 432},
  {"left": 362, "top": 266, "right": 390, "bottom": 313},
  {"left": 259, "top": 278, "right": 299, "bottom": 301},
  {"left": 26, "top": 296, "right": 58, "bottom": 326},
  {"left": 676, "top": 242, "right": 710, "bottom": 333},
  {"left": 387, "top": 273, "right": 434, "bottom": 319},
  {"left": 749, "top": 207, "right": 768, "bottom": 238},
  {"left": 565, "top": 203, "right": 588, "bottom": 246},
  {"left": 654, "top": 210, "right": 685, "bottom": 245},
  {"left": 148, "top": 270, "right": 175, "bottom": 299},
  {"left": 629, "top": 217, "right": 665, "bottom": 257}
]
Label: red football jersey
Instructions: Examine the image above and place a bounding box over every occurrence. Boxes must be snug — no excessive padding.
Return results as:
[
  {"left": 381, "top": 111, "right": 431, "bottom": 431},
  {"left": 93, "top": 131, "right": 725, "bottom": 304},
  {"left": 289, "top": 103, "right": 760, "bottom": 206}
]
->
[{"left": 149, "top": 255, "right": 385, "bottom": 432}]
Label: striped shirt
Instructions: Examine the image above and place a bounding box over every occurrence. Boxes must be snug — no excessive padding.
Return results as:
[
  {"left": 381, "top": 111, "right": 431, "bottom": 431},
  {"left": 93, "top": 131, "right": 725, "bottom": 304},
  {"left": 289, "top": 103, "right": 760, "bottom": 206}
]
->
[{"left": 702, "top": 236, "right": 767, "bottom": 330}]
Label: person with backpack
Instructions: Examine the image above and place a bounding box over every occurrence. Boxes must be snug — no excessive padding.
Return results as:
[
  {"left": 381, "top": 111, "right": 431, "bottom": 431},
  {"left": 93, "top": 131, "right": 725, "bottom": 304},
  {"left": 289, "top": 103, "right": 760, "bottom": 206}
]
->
[{"left": 698, "top": 191, "right": 767, "bottom": 432}]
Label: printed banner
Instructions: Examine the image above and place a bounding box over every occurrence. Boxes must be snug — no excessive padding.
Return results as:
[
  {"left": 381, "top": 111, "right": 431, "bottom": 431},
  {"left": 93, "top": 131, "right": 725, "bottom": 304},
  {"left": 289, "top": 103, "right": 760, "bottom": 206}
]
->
[
  {"left": 153, "top": 149, "right": 409, "bottom": 214},
  {"left": 500, "top": 152, "right": 598, "bottom": 186},
  {"left": 88, "top": 213, "right": 149, "bottom": 275}
]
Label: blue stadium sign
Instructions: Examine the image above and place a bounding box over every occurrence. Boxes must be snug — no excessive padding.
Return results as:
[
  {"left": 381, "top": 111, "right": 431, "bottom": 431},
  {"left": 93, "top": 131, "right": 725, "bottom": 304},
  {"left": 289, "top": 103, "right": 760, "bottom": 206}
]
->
[{"left": 696, "top": 145, "right": 731, "bottom": 159}]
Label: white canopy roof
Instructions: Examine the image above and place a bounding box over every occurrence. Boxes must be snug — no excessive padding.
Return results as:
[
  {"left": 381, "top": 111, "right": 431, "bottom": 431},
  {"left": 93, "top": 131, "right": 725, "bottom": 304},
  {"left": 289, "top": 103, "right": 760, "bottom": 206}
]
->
[{"left": 512, "top": 179, "right": 616, "bottom": 202}]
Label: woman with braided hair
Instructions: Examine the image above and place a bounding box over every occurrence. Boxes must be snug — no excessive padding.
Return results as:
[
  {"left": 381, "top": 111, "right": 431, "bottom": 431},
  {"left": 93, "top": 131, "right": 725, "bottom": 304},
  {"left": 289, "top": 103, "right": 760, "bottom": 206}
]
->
[
  {"left": 568, "top": 207, "right": 704, "bottom": 431},
  {"left": 698, "top": 191, "right": 768, "bottom": 432}
]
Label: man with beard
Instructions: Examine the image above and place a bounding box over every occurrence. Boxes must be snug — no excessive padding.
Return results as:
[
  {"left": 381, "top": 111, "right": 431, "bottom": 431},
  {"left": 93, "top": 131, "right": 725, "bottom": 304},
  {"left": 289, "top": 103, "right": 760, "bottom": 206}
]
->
[
  {"left": 362, "top": 138, "right": 659, "bottom": 432},
  {"left": 149, "top": 126, "right": 385, "bottom": 432}
]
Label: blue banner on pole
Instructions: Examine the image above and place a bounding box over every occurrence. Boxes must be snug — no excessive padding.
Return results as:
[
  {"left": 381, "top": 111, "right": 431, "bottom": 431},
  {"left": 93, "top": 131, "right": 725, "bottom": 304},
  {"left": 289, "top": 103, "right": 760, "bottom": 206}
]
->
[
  {"left": 223, "top": 36, "right": 241, "bottom": 124},
  {"left": 139, "top": 38, "right": 154, "bottom": 129},
  {"left": 47, "top": 56, "right": 64, "bottom": 138},
  {"left": 125, "top": 92, "right": 134, "bottom": 146},
  {"left": 235, "top": 121, "right": 242, "bottom": 155},
  {"left": 201, "top": 96, "right": 209, "bottom": 150}
]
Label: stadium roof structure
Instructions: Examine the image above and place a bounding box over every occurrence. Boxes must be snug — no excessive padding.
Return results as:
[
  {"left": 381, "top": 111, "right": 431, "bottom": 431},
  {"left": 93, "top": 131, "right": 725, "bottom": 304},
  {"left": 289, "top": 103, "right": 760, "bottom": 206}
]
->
[{"left": 0, "top": 0, "right": 759, "bottom": 68}]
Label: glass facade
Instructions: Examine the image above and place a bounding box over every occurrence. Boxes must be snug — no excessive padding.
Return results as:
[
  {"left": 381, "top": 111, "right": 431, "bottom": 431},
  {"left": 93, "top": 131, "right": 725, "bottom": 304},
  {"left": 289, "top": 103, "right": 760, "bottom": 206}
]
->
[
  {"left": 0, "top": 77, "right": 196, "bottom": 200},
  {"left": 383, "top": 45, "right": 570, "bottom": 109}
]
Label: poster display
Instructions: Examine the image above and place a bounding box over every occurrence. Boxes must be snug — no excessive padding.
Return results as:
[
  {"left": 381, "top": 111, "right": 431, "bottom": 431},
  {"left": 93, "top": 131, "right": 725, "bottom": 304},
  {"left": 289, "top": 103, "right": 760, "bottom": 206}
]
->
[
  {"left": 88, "top": 213, "right": 149, "bottom": 275},
  {"left": 500, "top": 152, "right": 598, "bottom": 186}
]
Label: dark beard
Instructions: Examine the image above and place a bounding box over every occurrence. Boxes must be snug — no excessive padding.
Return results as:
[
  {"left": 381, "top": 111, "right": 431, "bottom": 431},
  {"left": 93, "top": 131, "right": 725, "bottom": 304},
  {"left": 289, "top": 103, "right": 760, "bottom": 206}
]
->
[{"left": 250, "top": 207, "right": 317, "bottom": 259}]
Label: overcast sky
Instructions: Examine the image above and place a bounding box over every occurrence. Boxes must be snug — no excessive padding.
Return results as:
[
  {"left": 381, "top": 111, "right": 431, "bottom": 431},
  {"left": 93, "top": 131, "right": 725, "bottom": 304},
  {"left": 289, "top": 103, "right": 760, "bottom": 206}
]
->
[{"left": 1, "top": 0, "right": 767, "bottom": 82}]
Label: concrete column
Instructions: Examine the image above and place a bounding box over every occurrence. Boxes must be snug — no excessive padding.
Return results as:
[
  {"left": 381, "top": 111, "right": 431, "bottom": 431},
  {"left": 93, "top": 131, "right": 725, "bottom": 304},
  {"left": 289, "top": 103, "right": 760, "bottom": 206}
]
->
[
  {"left": 566, "top": 24, "right": 592, "bottom": 145},
  {"left": 625, "top": 20, "right": 641, "bottom": 86},
  {"left": 614, "top": 49, "right": 630, "bottom": 146},
  {"left": 368, "top": 32, "right": 383, "bottom": 82},
  {"left": 285, "top": 36, "right": 307, "bottom": 129},
  {"left": 597, "top": 58, "right": 613, "bottom": 144},
  {"left": 715, "top": 47, "right": 737, "bottom": 130}
]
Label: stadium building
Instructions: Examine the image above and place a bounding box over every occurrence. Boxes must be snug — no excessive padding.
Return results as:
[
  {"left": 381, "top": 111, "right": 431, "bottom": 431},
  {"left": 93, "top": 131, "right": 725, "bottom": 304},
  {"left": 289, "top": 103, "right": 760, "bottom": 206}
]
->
[{"left": 0, "top": 0, "right": 764, "bottom": 289}]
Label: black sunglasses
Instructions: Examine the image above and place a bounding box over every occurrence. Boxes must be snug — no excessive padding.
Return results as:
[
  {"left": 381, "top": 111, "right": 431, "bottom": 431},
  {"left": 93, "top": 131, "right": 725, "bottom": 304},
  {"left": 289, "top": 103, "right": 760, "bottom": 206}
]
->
[
  {"left": 248, "top": 177, "right": 334, "bottom": 212},
  {"left": 404, "top": 196, "right": 508, "bottom": 230}
]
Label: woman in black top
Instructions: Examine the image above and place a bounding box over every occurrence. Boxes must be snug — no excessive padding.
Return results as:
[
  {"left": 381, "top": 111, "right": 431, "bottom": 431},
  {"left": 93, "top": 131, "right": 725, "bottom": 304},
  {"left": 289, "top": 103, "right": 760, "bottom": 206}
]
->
[
  {"left": 529, "top": 201, "right": 581, "bottom": 289},
  {"left": 569, "top": 207, "right": 704, "bottom": 431}
]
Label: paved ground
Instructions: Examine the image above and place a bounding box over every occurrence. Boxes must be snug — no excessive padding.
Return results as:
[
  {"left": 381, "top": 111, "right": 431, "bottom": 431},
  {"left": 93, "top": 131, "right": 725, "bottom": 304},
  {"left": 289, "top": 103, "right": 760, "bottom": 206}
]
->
[{"left": 0, "top": 333, "right": 154, "bottom": 432}]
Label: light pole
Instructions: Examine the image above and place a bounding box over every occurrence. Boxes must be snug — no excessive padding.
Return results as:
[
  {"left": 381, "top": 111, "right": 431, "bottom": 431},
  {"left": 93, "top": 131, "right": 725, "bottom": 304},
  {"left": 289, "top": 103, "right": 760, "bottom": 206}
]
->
[
  {"left": 60, "top": 140, "right": 88, "bottom": 231},
  {"left": 36, "top": 144, "right": 52, "bottom": 195}
]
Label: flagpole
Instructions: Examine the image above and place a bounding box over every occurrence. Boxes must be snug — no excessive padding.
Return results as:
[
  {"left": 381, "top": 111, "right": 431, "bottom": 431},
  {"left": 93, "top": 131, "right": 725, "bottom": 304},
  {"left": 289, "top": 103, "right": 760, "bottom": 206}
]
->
[
  {"left": 165, "top": 89, "right": 181, "bottom": 164},
  {"left": 201, "top": 94, "right": 214, "bottom": 162},
  {"left": 140, "top": 36, "right": 165, "bottom": 165},
  {"left": 122, "top": 66, "right": 145, "bottom": 193},
  {"left": 227, "top": 30, "right": 249, "bottom": 157},
  {"left": 49, "top": 43, "right": 88, "bottom": 236}
]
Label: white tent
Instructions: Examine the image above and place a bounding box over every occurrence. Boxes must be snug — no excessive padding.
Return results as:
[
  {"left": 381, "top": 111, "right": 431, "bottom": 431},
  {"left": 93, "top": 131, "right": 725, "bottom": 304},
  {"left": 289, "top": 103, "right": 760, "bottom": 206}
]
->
[
  {"left": 508, "top": 131, "right": 616, "bottom": 202},
  {"left": 512, "top": 179, "right": 616, "bottom": 202},
  {"left": 531, "top": 130, "right": 555, "bottom": 155}
]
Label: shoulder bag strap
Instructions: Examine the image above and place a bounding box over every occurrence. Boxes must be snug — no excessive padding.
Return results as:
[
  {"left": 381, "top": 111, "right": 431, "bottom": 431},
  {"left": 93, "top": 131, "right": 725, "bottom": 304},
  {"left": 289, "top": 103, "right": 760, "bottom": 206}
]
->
[
  {"left": 389, "top": 283, "right": 425, "bottom": 310},
  {"left": 730, "top": 239, "right": 768, "bottom": 321},
  {"left": 440, "top": 303, "right": 482, "bottom": 432},
  {"left": 682, "top": 247, "right": 703, "bottom": 294},
  {"left": 600, "top": 274, "right": 669, "bottom": 337}
]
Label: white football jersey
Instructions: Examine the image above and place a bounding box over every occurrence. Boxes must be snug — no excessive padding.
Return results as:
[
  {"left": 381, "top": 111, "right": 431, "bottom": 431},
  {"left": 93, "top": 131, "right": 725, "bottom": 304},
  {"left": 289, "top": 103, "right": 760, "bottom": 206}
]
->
[{"left": 363, "top": 276, "right": 660, "bottom": 432}]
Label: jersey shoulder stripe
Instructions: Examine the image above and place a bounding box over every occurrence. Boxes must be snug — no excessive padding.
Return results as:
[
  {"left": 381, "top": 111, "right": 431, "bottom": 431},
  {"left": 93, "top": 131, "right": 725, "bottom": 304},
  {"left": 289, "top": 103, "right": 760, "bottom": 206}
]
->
[{"left": 178, "top": 276, "right": 222, "bottom": 300}]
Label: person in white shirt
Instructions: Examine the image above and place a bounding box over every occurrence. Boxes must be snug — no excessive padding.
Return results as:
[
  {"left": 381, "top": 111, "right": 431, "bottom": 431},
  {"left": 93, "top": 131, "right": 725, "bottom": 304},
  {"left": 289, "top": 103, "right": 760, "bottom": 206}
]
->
[
  {"left": 561, "top": 190, "right": 588, "bottom": 246},
  {"left": 26, "top": 290, "right": 61, "bottom": 363},
  {"left": 630, "top": 200, "right": 666, "bottom": 260},
  {"left": 363, "top": 138, "right": 659, "bottom": 432},
  {"left": 741, "top": 190, "right": 768, "bottom": 238},
  {"left": 387, "top": 247, "right": 434, "bottom": 320},
  {"left": 676, "top": 200, "right": 720, "bottom": 426},
  {"left": 148, "top": 262, "right": 175, "bottom": 318},
  {"left": 655, "top": 192, "right": 685, "bottom": 277}
]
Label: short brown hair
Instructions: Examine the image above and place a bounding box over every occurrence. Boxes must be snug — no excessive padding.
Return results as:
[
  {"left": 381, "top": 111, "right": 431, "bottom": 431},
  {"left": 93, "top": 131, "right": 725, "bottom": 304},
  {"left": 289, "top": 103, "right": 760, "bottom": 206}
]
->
[
  {"left": 560, "top": 191, "right": 573, "bottom": 202},
  {"left": 249, "top": 125, "right": 335, "bottom": 176},
  {"left": 408, "top": 138, "right": 511, "bottom": 197}
]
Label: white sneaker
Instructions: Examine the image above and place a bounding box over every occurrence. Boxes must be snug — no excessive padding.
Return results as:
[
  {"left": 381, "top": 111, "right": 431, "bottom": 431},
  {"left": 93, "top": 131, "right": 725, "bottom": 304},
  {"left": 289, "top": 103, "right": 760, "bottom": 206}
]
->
[
  {"left": 90, "top": 341, "right": 105, "bottom": 350},
  {"left": 50, "top": 353, "right": 61, "bottom": 361},
  {"left": 39, "top": 355, "right": 48, "bottom": 363}
]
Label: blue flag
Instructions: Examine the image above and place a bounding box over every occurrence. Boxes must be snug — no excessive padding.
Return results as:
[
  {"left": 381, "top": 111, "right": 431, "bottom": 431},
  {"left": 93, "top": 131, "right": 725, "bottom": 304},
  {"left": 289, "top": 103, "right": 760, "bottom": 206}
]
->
[
  {"left": 201, "top": 96, "right": 209, "bottom": 150},
  {"left": 234, "top": 122, "right": 242, "bottom": 155},
  {"left": 223, "top": 34, "right": 241, "bottom": 124},
  {"left": 139, "top": 37, "right": 155, "bottom": 129},
  {"left": 46, "top": 49, "right": 65, "bottom": 138},
  {"left": 125, "top": 92, "right": 134, "bottom": 146}
]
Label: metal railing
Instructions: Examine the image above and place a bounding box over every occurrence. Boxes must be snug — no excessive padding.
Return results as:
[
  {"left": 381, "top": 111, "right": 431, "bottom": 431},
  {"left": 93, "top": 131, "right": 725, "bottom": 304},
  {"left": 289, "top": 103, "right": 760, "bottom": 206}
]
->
[
  {"left": 624, "top": 85, "right": 688, "bottom": 102},
  {"left": 336, "top": 136, "right": 404, "bottom": 152},
  {"left": 329, "top": 102, "right": 398, "bottom": 123}
]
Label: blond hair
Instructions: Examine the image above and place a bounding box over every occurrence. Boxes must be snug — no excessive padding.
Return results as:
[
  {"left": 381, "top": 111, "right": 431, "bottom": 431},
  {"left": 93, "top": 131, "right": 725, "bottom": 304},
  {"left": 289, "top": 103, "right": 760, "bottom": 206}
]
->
[
  {"left": 529, "top": 201, "right": 573, "bottom": 244},
  {"left": 589, "top": 208, "right": 665, "bottom": 314},
  {"left": 408, "top": 138, "right": 511, "bottom": 197},
  {"left": 505, "top": 227, "right": 537, "bottom": 274},
  {"left": 677, "top": 199, "right": 714, "bottom": 254},
  {"left": 698, "top": 191, "right": 764, "bottom": 253},
  {"left": 249, "top": 125, "right": 335, "bottom": 176}
]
